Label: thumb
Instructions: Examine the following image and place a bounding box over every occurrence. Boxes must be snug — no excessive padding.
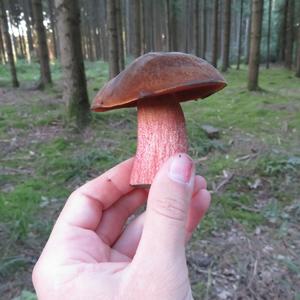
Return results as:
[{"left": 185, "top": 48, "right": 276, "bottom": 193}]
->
[{"left": 134, "top": 153, "right": 195, "bottom": 264}]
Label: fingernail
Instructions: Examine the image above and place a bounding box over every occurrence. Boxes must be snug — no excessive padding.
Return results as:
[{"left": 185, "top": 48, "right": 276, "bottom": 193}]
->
[{"left": 168, "top": 153, "right": 194, "bottom": 184}]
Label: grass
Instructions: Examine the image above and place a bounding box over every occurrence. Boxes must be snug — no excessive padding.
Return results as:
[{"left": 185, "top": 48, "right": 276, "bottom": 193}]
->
[
  {"left": 1, "top": 61, "right": 300, "bottom": 298},
  {"left": 0, "top": 60, "right": 61, "bottom": 86},
  {"left": 1, "top": 61, "right": 300, "bottom": 238}
]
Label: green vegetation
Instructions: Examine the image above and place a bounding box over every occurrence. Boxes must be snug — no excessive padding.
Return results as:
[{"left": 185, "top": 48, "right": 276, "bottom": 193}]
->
[
  {"left": 1, "top": 61, "right": 300, "bottom": 297},
  {"left": 13, "top": 290, "right": 37, "bottom": 300},
  {"left": 0, "top": 60, "right": 61, "bottom": 85},
  {"left": 1, "top": 62, "right": 299, "bottom": 241}
]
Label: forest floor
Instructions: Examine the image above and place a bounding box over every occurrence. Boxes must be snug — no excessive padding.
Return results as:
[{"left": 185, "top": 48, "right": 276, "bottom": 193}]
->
[{"left": 0, "top": 61, "right": 300, "bottom": 300}]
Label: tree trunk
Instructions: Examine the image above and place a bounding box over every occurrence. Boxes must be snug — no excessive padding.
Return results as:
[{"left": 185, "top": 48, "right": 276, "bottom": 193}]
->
[
  {"left": 296, "top": 25, "right": 300, "bottom": 77},
  {"left": 165, "top": 0, "right": 171, "bottom": 51},
  {"left": 47, "top": 0, "right": 58, "bottom": 59},
  {"left": 107, "top": 0, "right": 120, "bottom": 78},
  {"left": 202, "top": 0, "right": 207, "bottom": 59},
  {"left": 184, "top": 0, "right": 191, "bottom": 52},
  {"left": 140, "top": 0, "right": 146, "bottom": 53},
  {"left": 194, "top": 0, "right": 200, "bottom": 57},
  {"left": 17, "top": 23, "right": 26, "bottom": 59},
  {"left": 171, "top": 0, "right": 179, "bottom": 51},
  {"left": 284, "top": 0, "right": 294, "bottom": 69},
  {"left": 20, "top": 30, "right": 28, "bottom": 61},
  {"left": 133, "top": 0, "right": 141, "bottom": 57},
  {"left": 245, "top": 3, "right": 252, "bottom": 65},
  {"left": 88, "top": 5, "right": 97, "bottom": 61},
  {"left": 90, "top": 0, "right": 101, "bottom": 60},
  {"left": 157, "top": 1, "right": 162, "bottom": 50},
  {"left": 277, "top": 0, "right": 288, "bottom": 61},
  {"left": 145, "top": 0, "right": 153, "bottom": 51},
  {"left": 126, "top": 0, "right": 131, "bottom": 53},
  {"left": 237, "top": 0, "right": 244, "bottom": 70},
  {"left": 0, "top": 25, "right": 6, "bottom": 63},
  {"left": 248, "top": 0, "right": 263, "bottom": 91},
  {"left": 32, "top": 0, "right": 52, "bottom": 87},
  {"left": 99, "top": 0, "right": 108, "bottom": 61},
  {"left": 115, "top": 0, "right": 125, "bottom": 69},
  {"left": 150, "top": 0, "right": 155, "bottom": 51},
  {"left": 81, "top": 3, "right": 95, "bottom": 63},
  {"left": 144, "top": 0, "right": 152, "bottom": 51},
  {"left": 221, "top": 0, "right": 231, "bottom": 72},
  {"left": 23, "top": 0, "right": 34, "bottom": 58},
  {"left": 55, "top": 0, "right": 91, "bottom": 128},
  {"left": 266, "top": 0, "right": 272, "bottom": 68},
  {"left": 81, "top": 31, "right": 87, "bottom": 59},
  {"left": 211, "top": 0, "right": 219, "bottom": 67},
  {"left": 121, "top": 0, "right": 127, "bottom": 56},
  {"left": 86, "top": 19, "right": 95, "bottom": 61},
  {"left": 7, "top": 9, "right": 19, "bottom": 59},
  {"left": 0, "top": 0, "right": 19, "bottom": 87}
]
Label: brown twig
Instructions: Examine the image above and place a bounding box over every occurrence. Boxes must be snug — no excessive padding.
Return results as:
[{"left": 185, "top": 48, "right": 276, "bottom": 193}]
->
[
  {"left": 235, "top": 153, "right": 258, "bottom": 162},
  {"left": 232, "top": 201, "right": 260, "bottom": 213},
  {"left": 214, "top": 172, "right": 234, "bottom": 192},
  {"left": 191, "top": 263, "right": 227, "bottom": 279}
]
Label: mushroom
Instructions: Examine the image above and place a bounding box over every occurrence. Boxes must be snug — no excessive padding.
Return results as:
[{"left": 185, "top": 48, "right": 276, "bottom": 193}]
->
[{"left": 91, "top": 52, "right": 226, "bottom": 188}]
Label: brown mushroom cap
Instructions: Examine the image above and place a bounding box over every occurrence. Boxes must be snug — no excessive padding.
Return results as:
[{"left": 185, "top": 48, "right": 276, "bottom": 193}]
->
[{"left": 91, "top": 52, "right": 227, "bottom": 112}]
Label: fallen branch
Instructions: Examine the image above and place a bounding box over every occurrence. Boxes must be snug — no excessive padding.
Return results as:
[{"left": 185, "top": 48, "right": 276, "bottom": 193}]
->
[
  {"left": 195, "top": 156, "right": 208, "bottom": 164},
  {"left": 232, "top": 202, "right": 260, "bottom": 213},
  {"left": 0, "top": 166, "right": 32, "bottom": 175},
  {"left": 189, "top": 262, "right": 227, "bottom": 279},
  {"left": 214, "top": 172, "right": 234, "bottom": 193},
  {"left": 235, "top": 153, "right": 258, "bottom": 162}
]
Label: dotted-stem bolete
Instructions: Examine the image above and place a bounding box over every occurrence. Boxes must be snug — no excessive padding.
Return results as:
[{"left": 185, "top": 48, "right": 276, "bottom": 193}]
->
[{"left": 91, "top": 52, "right": 227, "bottom": 188}]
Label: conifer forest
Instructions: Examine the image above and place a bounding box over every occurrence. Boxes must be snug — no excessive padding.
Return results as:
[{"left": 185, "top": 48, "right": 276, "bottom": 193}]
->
[{"left": 0, "top": 0, "right": 300, "bottom": 299}]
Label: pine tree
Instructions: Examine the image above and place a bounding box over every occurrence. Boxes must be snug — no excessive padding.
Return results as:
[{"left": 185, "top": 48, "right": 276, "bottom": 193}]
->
[
  {"left": 0, "top": 0, "right": 19, "bottom": 87},
  {"left": 55, "top": 0, "right": 91, "bottom": 128},
  {"left": 296, "top": 25, "right": 300, "bottom": 77},
  {"left": 284, "top": 0, "right": 294, "bottom": 69},
  {"left": 202, "top": 0, "right": 207, "bottom": 59},
  {"left": 32, "top": 0, "right": 52, "bottom": 87},
  {"left": 248, "top": 0, "right": 264, "bottom": 91},
  {"left": 107, "top": 0, "right": 120, "bottom": 78},
  {"left": 236, "top": 0, "right": 244, "bottom": 70},
  {"left": 211, "top": 0, "right": 219, "bottom": 67},
  {"left": 47, "top": 0, "right": 58, "bottom": 59},
  {"left": 194, "top": 0, "right": 200, "bottom": 57},
  {"left": 22, "top": 0, "right": 34, "bottom": 60},
  {"left": 266, "top": 0, "right": 272, "bottom": 68},
  {"left": 133, "top": 0, "right": 141, "bottom": 57},
  {"left": 221, "top": 0, "right": 231, "bottom": 72}
]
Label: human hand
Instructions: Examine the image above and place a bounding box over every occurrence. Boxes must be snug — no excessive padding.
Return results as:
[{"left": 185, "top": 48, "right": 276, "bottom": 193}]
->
[{"left": 32, "top": 153, "right": 211, "bottom": 300}]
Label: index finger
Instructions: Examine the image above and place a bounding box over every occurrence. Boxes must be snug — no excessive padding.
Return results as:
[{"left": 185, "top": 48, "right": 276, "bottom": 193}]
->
[{"left": 56, "top": 157, "right": 135, "bottom": 231}]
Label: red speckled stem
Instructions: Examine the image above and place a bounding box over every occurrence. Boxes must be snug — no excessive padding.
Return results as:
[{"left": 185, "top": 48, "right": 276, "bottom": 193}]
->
[{"left": 130, "top": 97, "right": 188, "bottom": 188}]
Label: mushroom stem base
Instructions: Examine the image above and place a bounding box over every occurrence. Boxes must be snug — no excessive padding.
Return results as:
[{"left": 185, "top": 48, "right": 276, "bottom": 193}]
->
[{"left": 130, "top": 97, "right": 188, "bottom": 188}]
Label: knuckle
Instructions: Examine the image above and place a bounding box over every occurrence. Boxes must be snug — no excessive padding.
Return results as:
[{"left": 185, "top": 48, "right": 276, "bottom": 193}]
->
[
  {"left": 152, "top": 195, "right": 187, "bottom": 222},
  {"left": 199, "top": 176, "right": 207, "bottom": 189},
  {"left": 32, "top": 261, "right": 41, "bottom": 286},
  {"left": 68, "top": 190, "right": 79, "bottom": 201}
]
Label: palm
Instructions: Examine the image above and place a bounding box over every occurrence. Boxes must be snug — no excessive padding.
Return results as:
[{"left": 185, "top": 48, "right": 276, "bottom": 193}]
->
[
  {"left": 34, "top": 170, "right": 145, "bottom": 299},
  {"left": 59, "top": 223, "right": 134, "bottom": 264},
  {"left": 33, "top": 157, "right": 210, "bottom": 300}
]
